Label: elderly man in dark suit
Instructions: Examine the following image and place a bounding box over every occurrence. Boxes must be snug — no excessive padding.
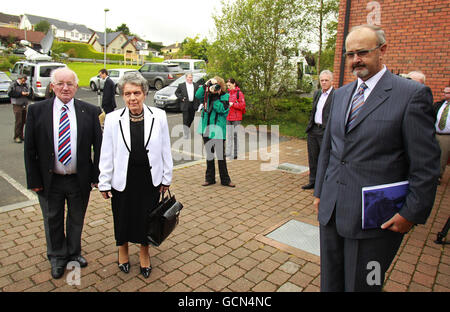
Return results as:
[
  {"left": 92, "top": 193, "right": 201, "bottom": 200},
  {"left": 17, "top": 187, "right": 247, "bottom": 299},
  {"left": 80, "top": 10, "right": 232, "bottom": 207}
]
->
[
  {"left": 24, "top": 68, "right": 102, "bottom": 279},
  {"left": 175, "top": 72, "right": 199, "bottom": 138},
  {"left": 302, "top": 70, "right": 334, "bottom": 190},
  {"left": 99, "top": 69, "right": 117, "bottom": 114},
  {"left": 313, "top": 25, "right": 440, "bottom": 291}
]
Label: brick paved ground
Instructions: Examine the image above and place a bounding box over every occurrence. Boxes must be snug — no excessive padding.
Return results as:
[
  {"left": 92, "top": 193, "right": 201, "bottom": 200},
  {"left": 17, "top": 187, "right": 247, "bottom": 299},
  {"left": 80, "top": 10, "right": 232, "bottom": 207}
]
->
[{"left": 0, "top": 138, "right": 449, "bottom": 292}]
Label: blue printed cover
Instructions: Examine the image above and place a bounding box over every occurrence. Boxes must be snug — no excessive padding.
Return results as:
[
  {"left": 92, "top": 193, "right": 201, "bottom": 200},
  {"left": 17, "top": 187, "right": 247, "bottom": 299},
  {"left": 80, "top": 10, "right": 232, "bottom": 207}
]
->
[{"left": 362, "top": 181, "right": 409, "bottom": 230}]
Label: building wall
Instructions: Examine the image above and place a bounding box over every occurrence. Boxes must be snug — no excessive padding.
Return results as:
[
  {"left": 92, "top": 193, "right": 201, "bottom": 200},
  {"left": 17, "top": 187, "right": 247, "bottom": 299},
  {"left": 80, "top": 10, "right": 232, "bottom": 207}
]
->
[{"left": 333, "top": 0, "right": 450, "bottom": 101}]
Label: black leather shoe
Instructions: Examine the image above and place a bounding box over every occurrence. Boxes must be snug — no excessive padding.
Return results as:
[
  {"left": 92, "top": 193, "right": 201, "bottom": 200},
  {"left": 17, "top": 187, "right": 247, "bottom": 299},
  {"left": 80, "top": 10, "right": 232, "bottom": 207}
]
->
[
  {"left": 51, "top": 266, "right": 65, "bottom": 279},
  {"left": 140, "top": 266, "right": 152, "bottom": 278},
  {"left": 301, "top": 182, "right": 315, "bottom": 190},
  {"left": 70, "top": 255, "right": 88, "bottom": 268},
  {"left": 118, "top": 262, "right": 130, "bottom": 274}
]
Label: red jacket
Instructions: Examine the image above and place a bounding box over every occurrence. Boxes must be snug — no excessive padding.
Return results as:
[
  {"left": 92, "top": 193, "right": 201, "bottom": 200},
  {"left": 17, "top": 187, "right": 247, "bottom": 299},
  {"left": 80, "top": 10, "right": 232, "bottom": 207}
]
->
[{"left": 227, "top": 87, "right": 246, "bottom": 121}]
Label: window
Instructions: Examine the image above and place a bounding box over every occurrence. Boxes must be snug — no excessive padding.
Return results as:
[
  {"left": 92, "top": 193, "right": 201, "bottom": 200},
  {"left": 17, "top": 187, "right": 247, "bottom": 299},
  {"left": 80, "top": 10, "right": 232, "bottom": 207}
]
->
[
  {"left": 140, "top": 64, "right": 150, "bottom": 72},
  {"left": 109, "top": 70, "right": 119, "bottom": 78},
  {"left": 40, "top": 66, "right": 65, "bottom": 77},
  {"left": 175, "top": 62, "right": 189, "bottom": 70},
  {"left": 12, "top": 63, "right": 22, "bottom": 74},
  {"left": 194, "top": 61, "right": 206, "bottom": 70},
  {"left": 23, "top": 65, "right": 34, "bottom": 77}
]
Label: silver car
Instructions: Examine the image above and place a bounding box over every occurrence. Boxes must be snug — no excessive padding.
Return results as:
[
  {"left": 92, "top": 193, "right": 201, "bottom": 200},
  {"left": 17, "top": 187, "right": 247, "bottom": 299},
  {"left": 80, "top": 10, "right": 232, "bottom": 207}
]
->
[
  {"left": 154, "top": 72, "right": 206, "bottom": 111},
  {"left": 138, "top": 63, "right": 184, "bottom": 90},
  {"left": 0, "top": 71, "right": 12, "bottom": 101},
  {"left": 89, "top": 68, "right": 139, "bottom": 94}
]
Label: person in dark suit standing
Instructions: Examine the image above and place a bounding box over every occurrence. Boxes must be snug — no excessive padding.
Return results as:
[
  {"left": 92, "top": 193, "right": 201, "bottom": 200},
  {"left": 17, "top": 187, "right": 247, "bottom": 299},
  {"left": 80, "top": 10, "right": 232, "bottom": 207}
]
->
[
  {"left": 302, "top": 70, "right": 334, "bottom": 190},
  {"left": 99, "top": 69, "right": 117, "bottom": 114},
  {"left": 175, "top": 72, "right": 198, "bottom": 138},
  {"left": 24, "top": 68, "right": 102, "bottom": 279},
  {"left": 433, "top": 86, "right": 450, "bottom": 183},
  {"left": 313, "top": 25, "right": 440, "bottom": 291}
]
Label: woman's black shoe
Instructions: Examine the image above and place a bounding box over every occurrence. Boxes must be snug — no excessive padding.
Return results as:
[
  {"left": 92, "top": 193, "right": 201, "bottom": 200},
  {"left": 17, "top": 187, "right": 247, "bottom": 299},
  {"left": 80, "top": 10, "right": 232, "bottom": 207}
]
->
[
  {"left": 140, "top": 266, "right": 152, "bottom": 278},
  {"left": 118, "top": 262, "right": 130, "bottom": 274}
]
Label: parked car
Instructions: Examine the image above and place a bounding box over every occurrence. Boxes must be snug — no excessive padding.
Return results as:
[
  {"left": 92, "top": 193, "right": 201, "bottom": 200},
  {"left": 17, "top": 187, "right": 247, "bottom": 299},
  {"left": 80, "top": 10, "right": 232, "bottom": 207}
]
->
[
  {"left": 10, "top": 60, "right": 66, "bottom": 99},
  {"left": 138, "top": 63, "right": 184, "bottom": 90},
  {"left": 154, "top": 72, "right": 206, "bottom": 111},
  {"left": 0, "top": 71, "right": 12, "bottom": 102},
  {"left": 163, "top": 59, "right": 206, "bottom": 73},
  {"left": 89, "top": 68, "right": 139, "bottom": 94}
]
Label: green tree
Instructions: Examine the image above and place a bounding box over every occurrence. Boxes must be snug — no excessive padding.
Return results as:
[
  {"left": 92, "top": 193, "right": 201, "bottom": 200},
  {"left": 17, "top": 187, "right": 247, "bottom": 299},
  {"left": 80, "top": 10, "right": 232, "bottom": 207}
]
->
[
  {"left": 35, "top": 20, "right": 51, "bottom": 33},
  {"left": 177, "top": 36, "right": 209, "bottom": 60},
  {"left": 310, "top": 0, "right": 339, "bottom": 74},
  {"left": 115, "top": 23, "right": 131, "bottom": 35},
  {"left": 208, "top": 0, "right": 311, "bottom": 120}
]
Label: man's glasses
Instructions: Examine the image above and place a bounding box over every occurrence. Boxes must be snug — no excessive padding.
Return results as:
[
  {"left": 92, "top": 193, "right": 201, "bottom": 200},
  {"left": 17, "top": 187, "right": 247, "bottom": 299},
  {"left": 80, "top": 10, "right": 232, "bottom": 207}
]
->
[
  {"left": 343, "top": 44, "right": 383, "bottom": 59},
  {"left": 53, "top": 82, "right": 76, "bottom": 88}
]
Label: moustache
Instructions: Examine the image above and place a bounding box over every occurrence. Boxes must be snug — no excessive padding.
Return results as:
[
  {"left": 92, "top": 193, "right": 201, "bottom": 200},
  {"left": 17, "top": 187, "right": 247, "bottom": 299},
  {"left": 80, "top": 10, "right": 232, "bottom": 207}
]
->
[{"left": 352, "top": 63, "right": 366, "bottom": 70}]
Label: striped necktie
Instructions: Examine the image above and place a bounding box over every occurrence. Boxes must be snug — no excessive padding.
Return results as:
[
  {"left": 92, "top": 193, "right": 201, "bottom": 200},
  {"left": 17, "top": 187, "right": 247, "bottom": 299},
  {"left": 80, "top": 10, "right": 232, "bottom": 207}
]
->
[
  {"left": 347, "top": 83, "right": 368, "bottom": 131},
  {"left": 58, "top": 104, "right": 71, "bottom": 165}
]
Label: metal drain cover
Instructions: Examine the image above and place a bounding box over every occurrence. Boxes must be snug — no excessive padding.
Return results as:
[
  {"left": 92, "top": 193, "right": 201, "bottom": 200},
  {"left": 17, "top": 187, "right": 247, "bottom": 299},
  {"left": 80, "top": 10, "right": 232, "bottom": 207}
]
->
[
  {"left": 277, "top": 163, "right": 309, "bottom": 174},
  {"left": 266, "top": 220, "right": 320, "bottom": 256}
]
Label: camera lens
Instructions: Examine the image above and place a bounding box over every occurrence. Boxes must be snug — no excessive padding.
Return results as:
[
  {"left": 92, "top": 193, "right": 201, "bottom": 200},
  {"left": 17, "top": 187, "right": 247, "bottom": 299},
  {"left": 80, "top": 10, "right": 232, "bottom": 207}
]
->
[{"left": 213, "top": 84, "right": 221, "bottom": 91}]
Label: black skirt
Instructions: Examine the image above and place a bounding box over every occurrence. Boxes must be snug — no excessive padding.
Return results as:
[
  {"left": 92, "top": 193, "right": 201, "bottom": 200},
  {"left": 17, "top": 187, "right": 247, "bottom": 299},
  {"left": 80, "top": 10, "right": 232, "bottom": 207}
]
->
[{"left": 111, "top": 119, "right": 160, "bottom": 246}]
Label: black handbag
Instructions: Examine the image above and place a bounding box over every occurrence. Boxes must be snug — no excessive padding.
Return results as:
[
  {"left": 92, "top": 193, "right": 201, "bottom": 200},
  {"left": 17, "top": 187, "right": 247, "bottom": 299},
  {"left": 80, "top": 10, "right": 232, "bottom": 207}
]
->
[{"left": 147, "top": 190, "right": 183, "bottom": 246}]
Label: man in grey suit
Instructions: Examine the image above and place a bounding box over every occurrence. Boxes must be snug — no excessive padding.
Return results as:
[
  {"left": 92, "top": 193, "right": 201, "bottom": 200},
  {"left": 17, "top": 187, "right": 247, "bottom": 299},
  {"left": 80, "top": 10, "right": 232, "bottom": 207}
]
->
[
  {"left": 313, "top": 25, "right": 440, "bottom": 291},
  {"left": 302, "top": 70, "right": 334, "bottom": 190}
]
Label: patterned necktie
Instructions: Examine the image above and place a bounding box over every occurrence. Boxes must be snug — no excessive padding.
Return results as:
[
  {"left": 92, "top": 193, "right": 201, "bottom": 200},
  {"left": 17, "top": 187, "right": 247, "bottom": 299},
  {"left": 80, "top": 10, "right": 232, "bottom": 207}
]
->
[
  {"left": 58, "top": 105, "right": 71, "bottom": 165},
  {"left": 438, "top": 102, "right": 449, "bottom": 130},
  {"left": 347, "top": 82, "right": 368, "bottom": 131}
]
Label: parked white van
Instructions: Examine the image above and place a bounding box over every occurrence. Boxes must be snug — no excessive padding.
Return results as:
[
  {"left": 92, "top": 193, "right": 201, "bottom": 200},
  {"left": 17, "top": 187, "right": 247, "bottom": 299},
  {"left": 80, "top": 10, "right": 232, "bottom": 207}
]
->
[
  {"left": 10, "top": 60, "right": 66, "bottom": 99},
  {"left": 163, "top": 59, "right": 206, "bottom": 73}
]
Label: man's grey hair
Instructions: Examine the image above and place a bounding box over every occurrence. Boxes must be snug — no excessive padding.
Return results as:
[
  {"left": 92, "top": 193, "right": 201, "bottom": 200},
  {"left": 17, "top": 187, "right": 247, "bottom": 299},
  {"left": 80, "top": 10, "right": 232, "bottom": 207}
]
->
[
  {"left": 117, "top": 71, "right": 149, "bottom": 95},
  {"left": 50, "top": 67, "right": 79, "bottom": 84},
  {"left": 185, "top": 71, "right": 194, "bottom": 77},
  {"left": 319, "top": 70, "right": 333, "bottom": 80},
  {"left": 348, "top": 24, "right": 386, "bottom": 46}
]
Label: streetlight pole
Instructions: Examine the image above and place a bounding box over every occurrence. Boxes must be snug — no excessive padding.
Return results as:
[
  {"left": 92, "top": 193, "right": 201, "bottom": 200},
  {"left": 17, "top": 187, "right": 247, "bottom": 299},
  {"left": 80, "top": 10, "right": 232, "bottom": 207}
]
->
[{"left": 104, "top": 8, "right": 109, "bottom": 68}]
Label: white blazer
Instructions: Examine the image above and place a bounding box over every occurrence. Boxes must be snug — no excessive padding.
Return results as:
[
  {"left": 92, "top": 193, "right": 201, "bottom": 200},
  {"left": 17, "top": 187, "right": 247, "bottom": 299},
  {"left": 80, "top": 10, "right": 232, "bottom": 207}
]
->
[{"left": 98, "top": 105, "right": 173, "bottom": 192}]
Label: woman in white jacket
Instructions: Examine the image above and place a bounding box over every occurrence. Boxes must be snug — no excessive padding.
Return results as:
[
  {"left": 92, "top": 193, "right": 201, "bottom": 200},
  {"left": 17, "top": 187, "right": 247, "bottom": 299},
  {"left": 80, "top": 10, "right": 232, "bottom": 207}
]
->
[{"left": 98, "top": 72, "right": 173, "bottom": 278}]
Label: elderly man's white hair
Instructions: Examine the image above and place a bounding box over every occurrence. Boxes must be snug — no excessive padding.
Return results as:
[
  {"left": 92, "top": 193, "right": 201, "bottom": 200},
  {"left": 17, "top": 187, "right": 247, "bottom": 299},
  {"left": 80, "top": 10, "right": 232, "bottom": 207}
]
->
[
  {"left": 50, "top": 67, "right": 79, "bottom": 84},
  {"left": 408, "top": 71, "right": 426, "bottom": 84}
]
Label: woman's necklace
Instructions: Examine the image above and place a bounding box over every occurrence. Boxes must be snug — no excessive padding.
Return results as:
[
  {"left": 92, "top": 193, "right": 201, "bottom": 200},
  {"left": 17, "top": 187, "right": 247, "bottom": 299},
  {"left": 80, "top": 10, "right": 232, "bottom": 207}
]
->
[{"left": 129, "top": 111, "right": 144, "bottom": 122}]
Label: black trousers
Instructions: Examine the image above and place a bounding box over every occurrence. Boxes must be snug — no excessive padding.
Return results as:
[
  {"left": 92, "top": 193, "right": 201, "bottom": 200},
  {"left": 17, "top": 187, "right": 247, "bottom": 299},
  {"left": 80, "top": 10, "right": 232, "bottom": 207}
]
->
[
  {"left": 182, "top": 103, "right": 195, "bottom": 134},
  {"left": 306, "top": 125, "right": 324, "bottom": 183},
  {"left": 203, "top": 137, "right": 231, "bottom": 185},
  {"left": 38, "top": 174, "right": 90, "bottom": 267},
  {"left": 319, "top": 210, "right": 404, "bottom": 292}
]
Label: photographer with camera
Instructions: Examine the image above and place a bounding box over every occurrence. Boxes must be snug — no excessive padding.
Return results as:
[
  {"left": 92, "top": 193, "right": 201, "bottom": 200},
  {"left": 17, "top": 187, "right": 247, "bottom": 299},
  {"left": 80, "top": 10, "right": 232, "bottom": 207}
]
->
[{"left": 196, "top": 76, "right": 235, "bottom": 187}]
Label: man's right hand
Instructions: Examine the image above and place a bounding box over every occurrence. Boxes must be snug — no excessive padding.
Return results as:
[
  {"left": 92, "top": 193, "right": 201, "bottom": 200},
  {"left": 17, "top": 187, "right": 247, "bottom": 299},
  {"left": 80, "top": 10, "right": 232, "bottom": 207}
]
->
[{"left": 313, "top": 197, "right": 320, "bottom": 212}]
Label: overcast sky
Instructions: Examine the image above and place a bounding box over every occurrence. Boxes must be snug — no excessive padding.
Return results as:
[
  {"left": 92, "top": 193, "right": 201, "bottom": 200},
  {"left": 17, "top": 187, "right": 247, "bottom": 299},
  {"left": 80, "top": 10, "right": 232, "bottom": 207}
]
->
[{"left": 3, "top": 0, "right": 228, "bottom": 45}]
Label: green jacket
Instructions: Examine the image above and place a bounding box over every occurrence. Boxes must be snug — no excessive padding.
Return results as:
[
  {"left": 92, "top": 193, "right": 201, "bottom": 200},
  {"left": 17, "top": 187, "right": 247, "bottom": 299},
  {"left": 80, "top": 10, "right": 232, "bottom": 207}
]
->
[{"left": 196, "top": 86, "right": 230, "bottom": 140}]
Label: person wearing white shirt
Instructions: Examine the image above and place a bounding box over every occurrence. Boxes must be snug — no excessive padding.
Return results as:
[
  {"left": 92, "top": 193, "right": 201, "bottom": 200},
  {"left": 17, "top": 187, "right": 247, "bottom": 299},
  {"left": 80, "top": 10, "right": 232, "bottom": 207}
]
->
[
  {"left": 24, "top": 68, "right": 102, "bottom": 279},
  {"left": 302, "top": 70, "right": 335, "bottom": 190},
  {"left": 433, "top": 86, "right": 450, "bottom": 181},
  {"left": 175, "top": 72, "right": 200, "bottom": 138}
]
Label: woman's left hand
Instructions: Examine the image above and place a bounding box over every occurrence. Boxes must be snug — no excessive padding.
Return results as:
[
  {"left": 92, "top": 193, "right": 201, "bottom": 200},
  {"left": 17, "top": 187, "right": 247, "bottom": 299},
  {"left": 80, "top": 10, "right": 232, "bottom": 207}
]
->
[{"left": 160, "top": 185, "right": 170, "bottom": 193}]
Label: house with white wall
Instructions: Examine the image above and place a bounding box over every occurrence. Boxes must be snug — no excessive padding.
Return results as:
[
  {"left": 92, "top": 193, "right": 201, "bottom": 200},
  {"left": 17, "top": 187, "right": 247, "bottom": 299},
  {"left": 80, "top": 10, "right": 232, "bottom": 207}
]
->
[{"left": 20, "top": 14, "right": 92, "bottom": 43}]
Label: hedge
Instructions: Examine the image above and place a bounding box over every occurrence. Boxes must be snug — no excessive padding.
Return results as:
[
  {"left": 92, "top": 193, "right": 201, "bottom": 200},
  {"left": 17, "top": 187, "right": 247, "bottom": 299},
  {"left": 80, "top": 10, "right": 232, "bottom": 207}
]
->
[{"left": 52, "top": 42, "right": 125, "bottom": 61}]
